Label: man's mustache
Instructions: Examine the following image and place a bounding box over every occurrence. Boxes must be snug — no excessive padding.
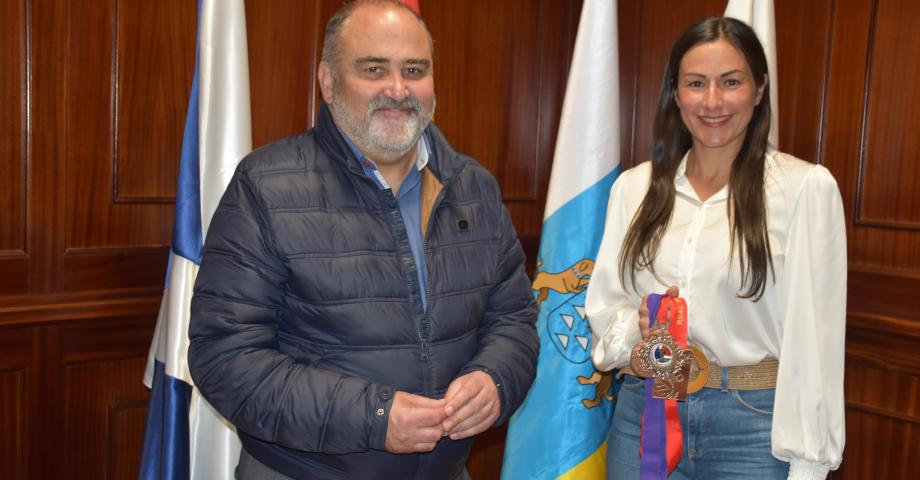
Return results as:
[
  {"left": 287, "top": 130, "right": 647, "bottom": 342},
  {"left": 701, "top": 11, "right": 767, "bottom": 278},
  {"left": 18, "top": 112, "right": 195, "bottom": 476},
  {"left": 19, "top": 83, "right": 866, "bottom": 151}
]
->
[{"left": 369, "top": 96, "right": 423, "bottom": 115}]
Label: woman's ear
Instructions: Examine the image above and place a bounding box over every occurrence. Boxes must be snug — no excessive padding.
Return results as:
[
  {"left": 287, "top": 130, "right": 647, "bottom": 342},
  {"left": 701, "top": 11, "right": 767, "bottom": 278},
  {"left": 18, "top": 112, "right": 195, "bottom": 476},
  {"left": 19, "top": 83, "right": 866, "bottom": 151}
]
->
[{"left": 755, "top": 74, "right": 768, "bottom": 106}]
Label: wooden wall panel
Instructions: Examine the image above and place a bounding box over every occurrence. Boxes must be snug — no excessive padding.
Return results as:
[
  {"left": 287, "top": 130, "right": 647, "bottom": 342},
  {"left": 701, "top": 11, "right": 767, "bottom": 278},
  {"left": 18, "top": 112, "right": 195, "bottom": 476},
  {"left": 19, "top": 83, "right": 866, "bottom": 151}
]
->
[
  {"left": 774, "top": 0, "right": 833, "bottom": 162},
  {"left": 63, "top": 0, "right": 190, "bottom": 289},
  {"left": 0, "top": 327, "right": 32, "bottom": 480},
  {"left": 618, "top": 1, "right": 640, "bottom": 170},
  {"left": 840, "top": 409, "right": 918, "bottom": 479},
  {"left": 108, "top": 398, "right": 149, "bottom": 480},
  {"left": 64, "top": 357, "right": 149, "bottom": 479},
  {"left": 824, "top": 0, "right": 920, "bottom": 272},
  {"left": 246, "top": 0, "right": 318, "bottom": 149},
  {"left": 839, "top": 361, "right": 920, "bottom": 479},
  {"left": 858, "top": 0, "right": 920, "bottom": 230},
  {"left": 0, "top": 370, "right": 26, "bottom": 480},
  {"left": 114, "top": 0, "right": 195, "bottom": 202},
  {"left": 0, "top": 0, "right": 28, "bottom": 296},
  {"left": 0, "top": 0, "right": 26, "bottom": 253},
  {"left": 59, "top": 317, "right": 153, "bottom": 480},
  {"left": 29, "top": 0, "right": 67, "bottom": 295},
  {"left": 820, "top": 0, "right": 920, "bottom": 473}
]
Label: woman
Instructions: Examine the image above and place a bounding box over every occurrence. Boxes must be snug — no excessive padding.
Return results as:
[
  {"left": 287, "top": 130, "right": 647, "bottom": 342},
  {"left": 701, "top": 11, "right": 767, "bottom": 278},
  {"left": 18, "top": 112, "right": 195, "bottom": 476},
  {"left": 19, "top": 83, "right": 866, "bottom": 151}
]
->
[{"left": 585, "top": 17, "right": 845, "bottom": 479}]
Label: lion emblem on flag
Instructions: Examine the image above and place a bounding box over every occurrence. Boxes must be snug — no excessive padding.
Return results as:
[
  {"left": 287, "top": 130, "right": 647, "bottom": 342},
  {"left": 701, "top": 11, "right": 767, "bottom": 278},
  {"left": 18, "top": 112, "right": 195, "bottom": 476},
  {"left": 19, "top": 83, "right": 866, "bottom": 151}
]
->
[{"left": 532, "top": 258, "right": 614, "bottom": 409}]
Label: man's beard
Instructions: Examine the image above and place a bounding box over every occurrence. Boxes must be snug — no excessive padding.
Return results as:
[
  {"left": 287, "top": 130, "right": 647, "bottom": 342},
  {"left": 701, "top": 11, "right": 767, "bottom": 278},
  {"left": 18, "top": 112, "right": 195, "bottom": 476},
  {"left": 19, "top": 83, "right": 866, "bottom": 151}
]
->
[{"left": 331, "top": 92, "right": 434, "bottom": 158}]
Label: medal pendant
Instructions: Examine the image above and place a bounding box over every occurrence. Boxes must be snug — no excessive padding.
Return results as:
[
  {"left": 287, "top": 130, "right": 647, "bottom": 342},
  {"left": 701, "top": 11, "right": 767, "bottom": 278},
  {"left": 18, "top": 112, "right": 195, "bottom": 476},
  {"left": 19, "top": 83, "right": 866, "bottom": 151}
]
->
[{"left": 630, "top": 326, "right": 693, "bottom": 400}]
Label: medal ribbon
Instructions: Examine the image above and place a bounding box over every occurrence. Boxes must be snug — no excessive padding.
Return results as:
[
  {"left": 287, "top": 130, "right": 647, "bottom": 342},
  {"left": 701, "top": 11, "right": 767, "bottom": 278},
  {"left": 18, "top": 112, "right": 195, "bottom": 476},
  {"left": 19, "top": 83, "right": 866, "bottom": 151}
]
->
[{"left": 639, "top": 294, "right": 688, "bottom": 479}]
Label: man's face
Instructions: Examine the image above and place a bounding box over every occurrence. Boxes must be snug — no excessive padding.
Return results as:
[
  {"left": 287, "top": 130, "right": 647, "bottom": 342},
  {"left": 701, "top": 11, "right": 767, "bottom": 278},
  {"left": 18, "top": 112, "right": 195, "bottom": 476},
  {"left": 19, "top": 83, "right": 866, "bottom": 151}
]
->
[{"left": 319, "top": 4, "right": 436, "bottom": 163}]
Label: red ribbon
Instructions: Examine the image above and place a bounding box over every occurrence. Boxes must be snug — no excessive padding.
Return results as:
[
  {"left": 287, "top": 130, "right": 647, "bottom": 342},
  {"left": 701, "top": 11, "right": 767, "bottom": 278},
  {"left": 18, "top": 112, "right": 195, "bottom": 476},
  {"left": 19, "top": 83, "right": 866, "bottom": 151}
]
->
[{"left": 659, "top": 296, "right": 687, "bottom": 474}]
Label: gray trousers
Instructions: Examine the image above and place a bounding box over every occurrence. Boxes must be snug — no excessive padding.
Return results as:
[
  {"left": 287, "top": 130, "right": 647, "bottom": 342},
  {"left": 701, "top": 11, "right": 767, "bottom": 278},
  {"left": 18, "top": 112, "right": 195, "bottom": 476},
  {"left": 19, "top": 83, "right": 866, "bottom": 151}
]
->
[{"left": 236, "top": 448, "right": 473, "bottom": 480}]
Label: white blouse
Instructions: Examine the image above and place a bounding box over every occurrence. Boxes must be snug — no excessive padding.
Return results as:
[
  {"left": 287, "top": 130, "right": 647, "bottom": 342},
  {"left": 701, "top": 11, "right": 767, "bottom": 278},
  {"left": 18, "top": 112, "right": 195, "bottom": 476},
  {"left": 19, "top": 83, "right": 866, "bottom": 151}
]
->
[{"left": 585, "top": 150, "right": 846, "bottom": 480}]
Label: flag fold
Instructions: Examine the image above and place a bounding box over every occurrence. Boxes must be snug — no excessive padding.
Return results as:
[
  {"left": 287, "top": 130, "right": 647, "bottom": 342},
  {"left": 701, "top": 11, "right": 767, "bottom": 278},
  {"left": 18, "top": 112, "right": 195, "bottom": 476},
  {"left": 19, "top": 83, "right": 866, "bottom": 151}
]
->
[{"left": 140, "top": 1, "right": 252, "bottom": 478}]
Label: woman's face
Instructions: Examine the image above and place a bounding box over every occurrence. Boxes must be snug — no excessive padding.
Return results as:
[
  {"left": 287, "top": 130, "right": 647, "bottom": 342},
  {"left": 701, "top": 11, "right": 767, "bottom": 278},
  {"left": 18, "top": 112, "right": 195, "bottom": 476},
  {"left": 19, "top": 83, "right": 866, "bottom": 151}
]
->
[{"left": 674, "top": 38, "right": 765, "bottom": 157}]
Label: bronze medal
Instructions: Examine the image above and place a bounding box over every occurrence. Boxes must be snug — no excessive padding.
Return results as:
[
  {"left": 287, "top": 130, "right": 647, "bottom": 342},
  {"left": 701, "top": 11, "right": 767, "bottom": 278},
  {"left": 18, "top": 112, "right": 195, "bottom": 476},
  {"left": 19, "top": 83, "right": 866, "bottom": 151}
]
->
[{"left": 629, "top": 325, "right": 693, "bottom": 400}]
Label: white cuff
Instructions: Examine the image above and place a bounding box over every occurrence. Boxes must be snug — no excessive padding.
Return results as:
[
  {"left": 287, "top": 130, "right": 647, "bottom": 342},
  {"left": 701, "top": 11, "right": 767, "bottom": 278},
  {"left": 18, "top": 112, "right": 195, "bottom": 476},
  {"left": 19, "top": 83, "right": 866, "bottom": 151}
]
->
[
  {"left": 787, "top": 459, "right": 830, "bottom": 480},
  {"left": 591, "top": 310, "right": 640, "bottom": 371}
]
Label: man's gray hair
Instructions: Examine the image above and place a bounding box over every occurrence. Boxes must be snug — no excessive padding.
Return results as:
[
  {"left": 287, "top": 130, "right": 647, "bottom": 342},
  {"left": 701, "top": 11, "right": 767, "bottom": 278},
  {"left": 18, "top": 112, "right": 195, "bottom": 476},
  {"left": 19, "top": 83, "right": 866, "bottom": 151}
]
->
[{"left": 321, "top": 0, "right": 434, "bottom": 67}]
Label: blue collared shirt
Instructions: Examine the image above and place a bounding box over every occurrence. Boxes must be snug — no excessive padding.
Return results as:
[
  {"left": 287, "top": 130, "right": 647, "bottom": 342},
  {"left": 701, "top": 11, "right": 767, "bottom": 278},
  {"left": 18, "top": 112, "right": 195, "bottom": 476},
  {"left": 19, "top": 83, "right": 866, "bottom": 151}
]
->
[{"left": 339, "top": 132, "right": 431, "bottom": 311}]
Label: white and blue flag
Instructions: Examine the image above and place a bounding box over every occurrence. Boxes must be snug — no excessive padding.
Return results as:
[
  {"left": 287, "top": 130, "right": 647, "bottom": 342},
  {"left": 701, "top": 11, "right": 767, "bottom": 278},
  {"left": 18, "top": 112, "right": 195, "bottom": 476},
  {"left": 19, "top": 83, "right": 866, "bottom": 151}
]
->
[
  {"left": 502, "top": 1, "right": 622, "bottom": 478},
  {"left": 140, "top": 1, "right": 251, "bottom": 478}
]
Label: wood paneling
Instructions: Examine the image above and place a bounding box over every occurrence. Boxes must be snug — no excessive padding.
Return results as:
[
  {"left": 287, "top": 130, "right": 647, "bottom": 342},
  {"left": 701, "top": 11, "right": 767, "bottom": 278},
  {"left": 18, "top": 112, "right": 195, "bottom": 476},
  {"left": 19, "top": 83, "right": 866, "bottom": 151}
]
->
[
  {"left": 858, "top": 0, "right": 920, "bottom": 230},
  {"left": 839, "top": 361, "right": 920, "bottom": 479},
  {"left": 0, "top": 327, "right": 31, "bottom": 480},
  {"left": 4, "top": 0, "right": 920, "bottom": 478},
  {"left": 29, "top": 0, "right": 67, "bottom": 295},
  {"left": 113, "top": 0, "right": 195, "bottom": 202},
  {"left": 819, "top": 0, "right": 920, "bottom": 474},
  {"left": 61, "top": 246, "right": 168, "bottom": 291},
  {"left": 618, "top": 0, "right": 640, "bottom": 170},
  {"left": 0, "top": 0, "right": 28, "bottom": 296},
  {"left": 64, "top": 357, "right": 149, "bottom": 479},
  {"left": 0, "top": 370, "right": 26, "bottom": 480},
  {"left": 0, "top": 0, "right": 26, "bottom": 253},
  {"left": 839, "top": 408, "right": 918, "bottom": 479},
  {"left": 466, "top": 424, "right": 507, "bottom": 480},
  {"left": 774, "top": 0, "right": 834, "bottom": 162},
  {"left": 65, "top": 0, "right": 182, "bottom": 253},
  {"left": 108, "top": 399, "right": 149, "bottom": 480},
  {"left": 246, "top": 0, "right": 318, "bottom": 149},
  {"left": 824, "top": 0, "right": 920, "bottom": 271}
]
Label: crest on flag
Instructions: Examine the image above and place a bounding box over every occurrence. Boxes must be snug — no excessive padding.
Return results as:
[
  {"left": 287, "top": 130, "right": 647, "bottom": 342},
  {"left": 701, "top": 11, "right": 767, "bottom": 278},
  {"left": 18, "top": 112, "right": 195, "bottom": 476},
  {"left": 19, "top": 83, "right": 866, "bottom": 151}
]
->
[{"left": 546, "top": 291, "right": 592, "bottom": 364}]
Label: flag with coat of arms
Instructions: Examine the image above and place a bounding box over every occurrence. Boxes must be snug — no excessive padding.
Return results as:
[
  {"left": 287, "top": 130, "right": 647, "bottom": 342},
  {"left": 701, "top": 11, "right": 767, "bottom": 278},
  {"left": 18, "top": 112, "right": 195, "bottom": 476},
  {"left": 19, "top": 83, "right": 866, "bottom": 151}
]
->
[{"left": 502, "top": 0, "right": 622, "bottom": 478}]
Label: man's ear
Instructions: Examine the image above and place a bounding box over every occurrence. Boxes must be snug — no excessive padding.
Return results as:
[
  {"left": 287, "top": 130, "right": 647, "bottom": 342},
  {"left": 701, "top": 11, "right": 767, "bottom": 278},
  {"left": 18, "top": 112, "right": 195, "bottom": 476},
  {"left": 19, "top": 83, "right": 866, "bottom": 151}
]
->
[{"left": 318, "top": 61, "right": 335, "bottom": 104}]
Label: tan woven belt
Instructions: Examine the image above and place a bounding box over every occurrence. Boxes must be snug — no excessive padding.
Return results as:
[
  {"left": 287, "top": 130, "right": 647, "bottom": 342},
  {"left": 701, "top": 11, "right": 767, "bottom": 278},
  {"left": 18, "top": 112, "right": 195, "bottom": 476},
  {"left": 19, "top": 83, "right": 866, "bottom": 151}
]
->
[{"left": 620, "top": 356, "right": 778, "bottom": 391}]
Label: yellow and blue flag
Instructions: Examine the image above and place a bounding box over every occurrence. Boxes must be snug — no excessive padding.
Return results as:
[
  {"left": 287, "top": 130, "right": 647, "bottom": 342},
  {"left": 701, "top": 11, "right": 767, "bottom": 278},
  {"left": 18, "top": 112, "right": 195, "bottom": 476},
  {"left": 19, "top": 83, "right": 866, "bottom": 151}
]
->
[{"left": 502, "top": 1, "right": 622, "bottom": 478}]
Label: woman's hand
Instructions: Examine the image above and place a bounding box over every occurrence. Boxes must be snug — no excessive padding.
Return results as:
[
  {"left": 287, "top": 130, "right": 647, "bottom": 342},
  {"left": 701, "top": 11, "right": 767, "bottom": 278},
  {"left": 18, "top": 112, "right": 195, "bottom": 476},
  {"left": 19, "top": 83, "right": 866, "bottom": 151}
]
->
[{"left": 638, "top": 285, "right": 680, "bottom": 339}]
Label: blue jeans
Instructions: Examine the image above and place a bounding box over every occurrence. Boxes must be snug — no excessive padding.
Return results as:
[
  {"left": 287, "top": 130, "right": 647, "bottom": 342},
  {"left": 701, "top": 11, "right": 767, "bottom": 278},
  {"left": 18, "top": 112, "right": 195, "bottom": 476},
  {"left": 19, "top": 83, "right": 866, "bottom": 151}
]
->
[{"left": 606, "top": 375, "right": 789, "bottom": 479}]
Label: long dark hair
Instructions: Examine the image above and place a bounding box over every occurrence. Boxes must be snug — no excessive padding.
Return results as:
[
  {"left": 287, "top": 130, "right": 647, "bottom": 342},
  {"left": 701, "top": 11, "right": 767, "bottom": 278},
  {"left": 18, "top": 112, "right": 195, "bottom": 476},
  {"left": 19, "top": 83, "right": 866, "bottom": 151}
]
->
[{"left": 619, "top": 16, "right": 774, "bottom": 300}]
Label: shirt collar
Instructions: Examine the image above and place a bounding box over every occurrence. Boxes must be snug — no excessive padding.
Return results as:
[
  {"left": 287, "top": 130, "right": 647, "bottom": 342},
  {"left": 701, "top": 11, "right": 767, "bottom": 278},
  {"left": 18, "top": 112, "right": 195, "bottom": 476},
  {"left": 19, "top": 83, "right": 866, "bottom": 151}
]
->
[
  {"left": 336, "top": 125, "right": 431, "bottom": 190},
  {"left": 674, "top": 148, "right": 779, "bottom": 204},
  {"left": 674, "top": 150, "right": 729, "bottom": 204}
]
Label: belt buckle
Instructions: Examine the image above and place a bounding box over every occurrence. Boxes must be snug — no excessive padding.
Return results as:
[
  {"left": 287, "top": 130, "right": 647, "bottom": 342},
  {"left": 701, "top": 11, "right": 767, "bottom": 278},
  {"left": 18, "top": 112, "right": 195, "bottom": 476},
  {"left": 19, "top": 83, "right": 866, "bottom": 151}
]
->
[{"left": 686, "top": 345, "right": 709, "bottom": 394}]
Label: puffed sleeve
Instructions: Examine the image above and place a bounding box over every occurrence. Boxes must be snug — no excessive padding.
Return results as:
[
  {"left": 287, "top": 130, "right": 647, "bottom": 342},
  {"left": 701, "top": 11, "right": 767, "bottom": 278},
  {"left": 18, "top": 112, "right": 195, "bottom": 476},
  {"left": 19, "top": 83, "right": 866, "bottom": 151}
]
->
[
  {"left": 772, "top": 165, "right": 847, "bottom": 480},
  {"left": 585, "top": 169, "right": 644, "bottom": 372}
]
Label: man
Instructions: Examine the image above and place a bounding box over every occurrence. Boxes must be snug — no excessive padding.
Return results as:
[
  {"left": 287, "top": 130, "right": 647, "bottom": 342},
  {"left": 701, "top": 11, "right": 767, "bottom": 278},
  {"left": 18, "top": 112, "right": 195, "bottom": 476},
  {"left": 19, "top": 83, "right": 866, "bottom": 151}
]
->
[{"left": 187, "top": 1, "right": 539, "bottom": 478}]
